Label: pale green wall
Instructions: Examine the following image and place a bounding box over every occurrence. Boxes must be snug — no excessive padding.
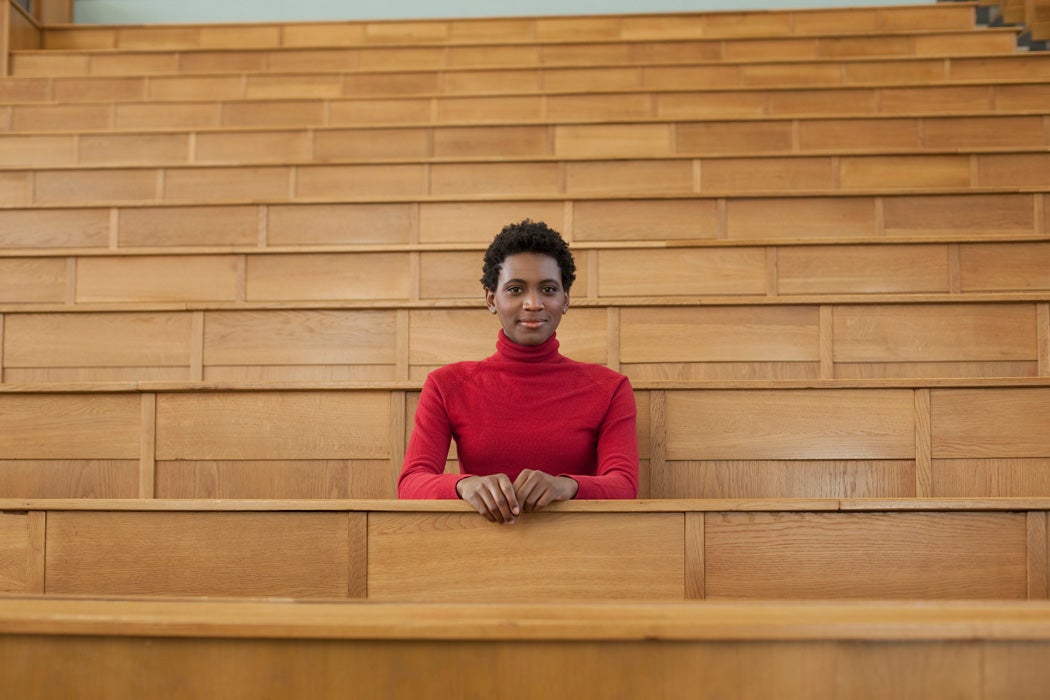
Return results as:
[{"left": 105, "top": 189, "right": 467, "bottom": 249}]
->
[{"left": 73, "top": 0, "right": 937, "bottom": 24}]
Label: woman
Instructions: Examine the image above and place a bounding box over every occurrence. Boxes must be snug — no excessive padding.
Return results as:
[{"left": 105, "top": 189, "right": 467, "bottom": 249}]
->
[{"left": 398, "top": 219, "right": 639, "bottom": 523}]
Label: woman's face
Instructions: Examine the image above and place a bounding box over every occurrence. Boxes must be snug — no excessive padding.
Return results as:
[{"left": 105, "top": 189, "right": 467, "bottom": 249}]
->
[{"left": 485, "top": 252, "right": 569, "bottom": 346}]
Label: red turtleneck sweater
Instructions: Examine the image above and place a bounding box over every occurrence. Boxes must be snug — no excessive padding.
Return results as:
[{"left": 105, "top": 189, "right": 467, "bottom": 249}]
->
[{"left": 398, "top": 330, "right": 639, "bottom": 500}]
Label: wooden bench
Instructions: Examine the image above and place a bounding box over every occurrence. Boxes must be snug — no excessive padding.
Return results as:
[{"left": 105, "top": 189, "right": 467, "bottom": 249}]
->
[
  {"left": 0, "top": 498, "right": 1047, "bottom": 599},
  {"left": 3, "top": 596, "right": 1049, "bottom": 698}
]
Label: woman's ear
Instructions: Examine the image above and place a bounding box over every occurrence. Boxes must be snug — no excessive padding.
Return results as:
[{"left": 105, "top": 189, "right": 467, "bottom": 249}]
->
[{"left": 484, "top": 288, "right": 496, "bottom": 313}]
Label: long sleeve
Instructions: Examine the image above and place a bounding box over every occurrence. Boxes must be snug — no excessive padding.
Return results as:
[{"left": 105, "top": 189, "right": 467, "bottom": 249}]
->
[
  {"left": 563, "top": 377, "right": 639, "bottom": 499},
  {"left": 397, "top": 374, "right": 464, "bottom": 499}
]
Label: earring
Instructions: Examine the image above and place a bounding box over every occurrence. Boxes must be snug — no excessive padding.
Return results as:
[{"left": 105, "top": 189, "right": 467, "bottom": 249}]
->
[{"left": 489, "top": 307, "right": 497, "bottom": 314}]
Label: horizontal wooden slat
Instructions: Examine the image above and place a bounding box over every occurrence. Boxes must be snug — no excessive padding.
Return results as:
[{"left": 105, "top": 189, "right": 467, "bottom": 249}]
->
[
  {"left": 0, "top": 394, "right": 141, "bottom": 459},
  {"left": 933, "top": 388, "right": 1050, "bottom": 459},
  {"left": 704, "top": 511, "right": 1027, "bottom": 598},
  {"left": 155, "top": 459, "right": 396, "bottom": 499}
]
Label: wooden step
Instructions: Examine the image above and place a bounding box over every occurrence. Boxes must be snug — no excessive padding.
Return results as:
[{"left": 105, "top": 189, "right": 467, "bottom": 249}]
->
[
  {"left": 1, "top": 115, "right": 1048, "bottom": 168},
  {"left": 3, "top": 596, "right": 1050, "bottom": 698},
  {"left": 4, "top": 81, "right": 1049, "bottom": 134},
  {"left": 38, "top": 5, "right": 983, "bottom": 50},
  {"left": 5, "top": 52, "right": 1050, "bottom": 106},
  {"left": 2, "top": 152, "right": 1049, "bottom": 208},
  {"left": 10, "top": 29, "right": 1021, "bottom": 79},
  {"left": 0, "top": 191, "right": 1045, "bottom": 250},
  {"left": 0, "top": 498, "right": 1047, "bottom": 598}
]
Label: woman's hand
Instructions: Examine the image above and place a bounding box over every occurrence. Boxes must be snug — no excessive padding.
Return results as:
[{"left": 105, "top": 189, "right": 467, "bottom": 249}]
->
[
  {"left": 455, "top": 474, "right": 520, "bottom": 524},
  {"left": 513, "top": 469, "right": 579, "bottom": 512}
]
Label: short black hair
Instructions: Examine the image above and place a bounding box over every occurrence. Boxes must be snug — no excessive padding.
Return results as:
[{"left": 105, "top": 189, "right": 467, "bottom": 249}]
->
[{"left": 480, "top": 219, "right": 576, "bottom": 292}]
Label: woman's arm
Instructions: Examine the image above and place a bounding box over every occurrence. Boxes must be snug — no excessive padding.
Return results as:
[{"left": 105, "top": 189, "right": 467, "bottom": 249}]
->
[
  {"left": 397, "top": 376, "right": 465, "bottom": 500},
  {"left": 564, "top": 377, "right": 639, "bottom": 499}
]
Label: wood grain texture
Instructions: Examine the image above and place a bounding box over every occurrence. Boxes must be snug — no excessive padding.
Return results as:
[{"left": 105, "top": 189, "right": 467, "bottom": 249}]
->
[
  {"left": 1029, "top": 512, "right": 1049, "bottom": 600},
  {"left": 44, "top": 511, "right": 351, "bottom": 597},
  {"left": 932, "top": 389, "right": 1050, "bottom": 459},
  {"left": 656, "top": 460, "right": 916, "bottom": 499},
  {"left": 0, "top": 511, "right": 28, "bottom": 593},
  {"left": 704, "top": 511, "right": 1028, "bottom": 599},
  {"left": 0, "top": 394, "right": 140, "bottom": 459},
  {"left": 0, "top": 461, "right": 139, "bottom": 499},
  {"left": 154, "top": 460, "right": 394, "bottom": 499},
  {"left": 367, "top": 512, "right": 685, "bottom": 601},
  {"left": 933, "top": 459, "right": 1050, "bottom": 498}
]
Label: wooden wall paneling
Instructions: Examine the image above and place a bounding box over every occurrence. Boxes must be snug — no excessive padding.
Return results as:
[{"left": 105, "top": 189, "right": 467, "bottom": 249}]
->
[
  {"left": 193, "top": 130, "right": 312, "bottom": 165},
  {"left": 419, "top": 250, "right": 486, "bottom": 299},
  {"left": 885, "top": 193, "right": 1038, "bottom": 237},
  {"left": 677, "top": 120, "right": 797, "bottom": 155},
  {"left": 244, "top": 74, "right": 343, "bottom": 100},
  {"left": 389, "top": 390, "right": 407, "bottom": 496},
  {"left": 0, "top": 460, "right": 140, "bottom": 499},
  {"left": 245, "top": 253, "right": 411, "bottom": 302},
  {"left": 267, "top": 203, "right": 416, "bottom": 246},
  {"left": 0, "top": 510, "right": 28, "bottom": 592},
  {"left": 932, "top": 388, "right": 1050, "bottom": 460},
  {"left": 620, "top": 306, "right": 820, "bottom": 382},
  {"left": 153, "top": 459, "right": 394, "bottom": 499},
  {"left": 776, "top": 243, "right": 957, "bottom": 295},
  {"left": 959, "top": 242, "right": 1050, "bottom": 292},
  {"left": 1, "top": 0, "right": 9, "bottom": 77},
  {"left": 155, "top": 391, "right": 391, "bottom": 461},
  {"left": 77, "top": 132, "right": 190, "bottom": 166},
  {"left": 0, "top": 134, "right": 76, "bottom": 168},
  {"left": 633, "top": 389, "right": 651, "bottom": 499},
  {"left": 341, "top": 70, "right": 439, "bottom": 97},
  {"left": 831, "top": 303, "right": 1038, "bottom": 379},
  {"left": 418, "top": 201, "right": 564, "bottom": 243},
  {"left": 0, "top": 169, "right": 30, "bottom": 206},
  {"left": 1029, "top": 511, "right": 1049, "bottom": 599},
  {"left": 554, "top": 124, "right": 674, "bottom": 158},
  {"left": 914, "top": 389, "right": 932, "bottom": 498},
  {"left": 432, "top": 124, "right": 550, "bottom": 159},
  {"left": 685, "top": 511, "right": 704, "bottom": 599},
  {"left": 430, "top": 161, "right": 561, "bottom": 197},
  {"left": 25, "top": 510, "right": 44, "bottom": 594},
  {"left": 933, "top": 458, "right": 1050, "bottom": 498},
  {"left": 703, "top": 511, "right": 1028, "bottom": 599},
  {"left": 665, "top": 389, "right": 915, "bottom": 461},
  {"left": 114, "top": 102, "right": 221, "bottom": 130},
  {"left": 658, "top": 460, "right": 916, "bottom": 499},
  {"left": 0, "top": 393, "right": 141, "bottom": 459},
  {"left": 726, "top": 196, "right": 876, "bottom": 240},
  {"left": 202, "top": 310, "right": 398, "bottom": 382},
  {"left": 348, "top": 512, "right": 367, "bottom": 598},
  {"left": 296, "top": 163, "right": 427, "bottom": 199},
  {"left": 572, "top": 199, "right": 721, "bottom": 242},
  {"left": 366, "top": 512, "right": 685, "bottom": 601},
  {"left": 220, "top": 100, "right": 329, "bottom": 129},
  {"left": 139, "top": 393, "right": 155, "bottom": 498},
  {"left": 32, "top": 168, "right": 159, "bottom": 205},
  {"left": 8, "top": 52, "right": 88, "bottom": 77},
  {"left": 1040, "top": 303, "right": 1049, "bottom": 376},
  {"left": 146, "top": 75, "right": 248, "bottom": 102},
  {"left": 0, "top": 209, "right": 110, "bottom": 249},
  {"left": 2, "top": 312, "right": 193, "bottom": 382},
  {"left": 701, "top": 156, "right": 835, "bottom": 192},
  {"left": 44, "top": 511, "right": 352, "bottom": 597},
  {"left": 565, "top": 159, "right": 693, "bottom": 196},
  {"left": 797, "top": 117, "right": 919, "bottom": 152},
  {"left": 979, "top": 153, "right": 1050, "bottom": 188},
  {"left": 646, "top": 390, "right": 666, "bottom": 500},
  {"left": 596, "top": 247, "right": 767, "bottom": 297},
  {"left": 820, "top": 305, "right": 833, "bottom": 379},
  {"left": 163, "top": 166, "right": 292, "bottom": 203},
  {"left": 117, "top": 205, "right": 260, "bottom": 247},
  {"left": 840, "top": 154, "right": 972, "bottom": 190},
  {"left": 0, "top": 311, "right": 4, "bottom": 381},
  {"left": 314, "top": 126, "right": 432, "bottom": 161},
  {"left": 75, "top": 255, "right": 239, "bottom": 303},
  {"left": 328, "top": 96, "right": 433, "bottom": 127}
]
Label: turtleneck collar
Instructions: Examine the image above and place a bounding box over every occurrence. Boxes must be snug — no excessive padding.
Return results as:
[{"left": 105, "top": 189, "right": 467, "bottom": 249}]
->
[{"left": 493, "top": 329, "right": 563, "bottom": 363}]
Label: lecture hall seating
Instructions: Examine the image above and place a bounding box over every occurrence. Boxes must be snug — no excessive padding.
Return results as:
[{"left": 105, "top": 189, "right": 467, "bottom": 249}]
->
[{"left": 2, "top": 1, "right": 1050, "bottom": 694}]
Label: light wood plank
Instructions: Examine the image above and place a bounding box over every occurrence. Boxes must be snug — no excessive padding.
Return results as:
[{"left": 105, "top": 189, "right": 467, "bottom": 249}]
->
[
  {"left": 367, "top": 511, "right": 685, "bottom": 601},
  {"left": 193, "top": 130, "right": 311, "bottom": 165},
  {"left": 1029, "top": 512, "right": 1049, "bottom": 600},
  {"left": 960, "top": 243, "right": 1050, "bottom": 292},
  {"left": 118, "top": 205, "right": 259, "bottom": 247},
  {"left": 268, "top": 203, "right": 415, "bottom": 245},
  {"left": 0, "top": 512, "right": 29, "bottom": 593},
  {"left": 0, "top": 258, "right": 66, "bottom": 304},
  {"left": 933, "top": 459, "right": 1050, "bottom": 498},
  {"left": 704, "top": 512, "right": 1027, "bottom": 599},
  {"left": 419, "top": 201, "right": 565, "bottom": 244},
  {"left": 429, "top": 162, "right": 560, "bottom": 196},
  {"left": 155, "top": 391, "right": 391, "bottom": 460},
  {"left": 154, "top": 460, "right": 393, "bottom": 499},
  {"left": 574, "top": 199, "right": 719, "bottom": 241},
  {"left": 75, "top": 255, "right": 238, "bottom": 303},
  {"left": 598, "top": 247, "right": 766, "bottom": 296},
  {"left": 0, "top": 461, "right": 139, "bottom": 499},
  {"left": 915, "top": 389, "right": 932, "bottom": 498},
  {"left": 657, "top": 460, "right": 916, "bottom": 499},
  {"left": 245, "top": 253, "right": 411, "bottom": 301},
  {"left": 44, "top": 511, "right": 351, "bottom": 597},
  {"left": 727, "top": 197, "right": 876, "bottom": 240},
  {"left": 778, "top": 244, "right": 949, "bottom": 295},
  {"left": 932, "top": 388, "right": 1050, "bottom": 459},
  {"left": 665, "top": 389, "right": 915, "bottom": 460},
  {"left": 0, "top": 394, "right": 140, "bottom": 459}
]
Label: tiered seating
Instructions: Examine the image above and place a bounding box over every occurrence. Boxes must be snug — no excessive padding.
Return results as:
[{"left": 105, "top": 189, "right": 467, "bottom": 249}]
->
[{"left": 2, "top": 3, "right": 1050, "bottom": 694}]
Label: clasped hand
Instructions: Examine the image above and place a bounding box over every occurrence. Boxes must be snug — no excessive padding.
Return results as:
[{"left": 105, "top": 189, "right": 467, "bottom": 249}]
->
[{"left": 455, "top": 469, "right": 579, "bottom": 524}]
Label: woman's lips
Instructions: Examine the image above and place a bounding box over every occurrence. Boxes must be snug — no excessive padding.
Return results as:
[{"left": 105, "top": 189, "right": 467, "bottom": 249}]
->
[{"left": 519, "top": 318, "right": 546, "bottom": 328}]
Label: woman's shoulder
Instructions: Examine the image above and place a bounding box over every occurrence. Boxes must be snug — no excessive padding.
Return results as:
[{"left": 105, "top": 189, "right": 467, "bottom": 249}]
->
[{"left": 563, "top": 357, "right": 633, "bottom": 388}]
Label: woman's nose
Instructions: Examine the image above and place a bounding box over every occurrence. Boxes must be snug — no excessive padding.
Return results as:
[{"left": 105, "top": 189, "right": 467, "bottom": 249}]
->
[{"left": 522, "top": 292, "right": 543, "bottom": 309}]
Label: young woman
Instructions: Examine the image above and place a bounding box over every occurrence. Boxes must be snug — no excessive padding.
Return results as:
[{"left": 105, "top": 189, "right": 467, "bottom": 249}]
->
[{"left": 398, "top": 220, "right": 639, "bottom": 523}]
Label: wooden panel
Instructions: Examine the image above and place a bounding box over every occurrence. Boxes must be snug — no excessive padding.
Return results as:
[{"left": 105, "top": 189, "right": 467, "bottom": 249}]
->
[
  {"left": 798, "top": 118, "right": 921, "bottom": 152},
  {"left": 432, "top": 125, "right": 550, "bottom": 158},
  {"left": 155, "top": 460, "right": 395, "bottom": 499},
  {"left": 621, "top": 307, "right": 819, "bottom": 363},
  {"left": 8, "top": 53, "right": 89, "bottom": 77},
  {"left": 839, "top": 155, "right": 971, "bottom": 190},
  {"left": 203, "top": 310, "right": 397, "bottom": 367},
  {"left": 0, "top": 135, "right": 75, "bottom": 168},
  {"left": 0, "top": 512, "right": 29, "bottom": 592},
  {"left": 960, "top": 243, "right": 1050, "bottom": 291},
  {"left": 933, "top": 459, "right": 1050, "bottom": 497},
  {"left": 4, "top": 313, "right": 192, "bottom": 369},
  {"left": 429, "top": 162, "right": 560, "bottom": 196},
  {"left": 419, "top": 251, "right": 487, "bottom": 299},
  {"left": 436, "top": 95, "right": 544, "bottom": 123},
  {"left": 547, "top": 93, "right": 653, "bottom": 121},
  {"left": 10, "top": 104, "right": 111, "bottom": 131},
  {"left": 155, "top": 391, "right": 391, "bottom": 460},
  {"left": 245, "top": 74, "right": 343, "bottom": 99},
  {"left": 880, "top": 86, "right": 992, "bottom": 114},
  {"left": 566, "top": 160, "right": 693, "bottom": 195},
  {"left": 315, "top": 128, "right": 431, "bottom": 160},
  {"left": 727, "top": 197, "right": 876, "bottom": 240},
  {"left": 77, "top": 133, "right": 190, "bottom": 166},
  {"left": 76, "top": 256, "right": 239, "bottom": 303},
  {"left": 554, "top": 124, "right": 673, "bottom": 158},
  {"left": 50, "top": 77, "right": 144, "bottom": 102},
  {"left": 267, "top": 203, "right": 414, "bottom": 246},
  {"left": 45, "top": 512, "right": 350, "bottom": 597},
  {"left": 328, "top": 98, "right": 432, "bottom": 126},
  {"left": 194, "top": 131, "right": 312, "bottom": 165},
  {"left": 701, "top": 156, "right": 833, "bottom": 191},
  {"left": 114, "top": 103, "right": 220, "bottom": 129},
  {"left": 766, "top": 88, "right": 878, "bottom": 116},
  {"left": 657, "top": 460, "right": 916, "bottom": 499},
  {"left": 163, "top": 167, "right": 290, "bottom": 202},
  {"left": 833, "top": 304, "right": 1037, "bottom": 362},
  {"left": 408, "top": 308, "right": 607, "bottom": 369},
  {"left": 543, "top": 66, "right": 640, "bottom": 91},
  {"left": 341, "top": 71, "right": 440, "bottom": 96},
  {"left": 0, "top": 171, "right": 31, "bottom": 205},
  {"left": 418, "top": 201, "right": 564, "bottom": 244},
  {"left": 778, "top": 244, "right": 949, "bottom": 294},
  {"left": 676, "top": 121, "right": 796, "bottom": 155},
  {"left": 932, "top": 388, "right": 1050, "bottom": 459},
  {"left": 245, "top": 253, "right": 410, "bottom": 301},
  {"left": 296, "top": 164, "right": 426, "bottom": 199},
  {"left": 922, "top": 116, "right": 1047, "bottom": 149},
  {"left": 0, "top": 461, "right": 138, "bottom": 499},
  {"left": 0, "top": 258, "right": 66, "bottom": 304},
  {"left": 597, "top": 248, "right": 766, "bottom": 296},
  {"left": 979, "top": 153, "right": 1050, "bottom": 188},
  {"left": 704, "top": 512, "right": 1027, "bottom": 599},
  {"left": 574, "top": 199, "right": 720, "bottom": 241},
  {"left": 367, "top": 512, "right": 684, "bottom": 601},
  {"left": 33, "top": 169, "right": 157, "bottom": 205},
  {"left": 665, "top": 389, "right": 915, "bottom": 460},
  {"left": 0, "top": 394, "right": 140, "bottom": 459},
  {"left": 883, "top": 194, "right": 1036, "bottom": 237},
  {"left": 0, "top": 209, "right": 110, "bottom": 248},
  {"left": 118, "top": 205, "right": 259, "bottom": 247},
  {"left": 146, "top": 75, "right": 245, "bottom": 101}
]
